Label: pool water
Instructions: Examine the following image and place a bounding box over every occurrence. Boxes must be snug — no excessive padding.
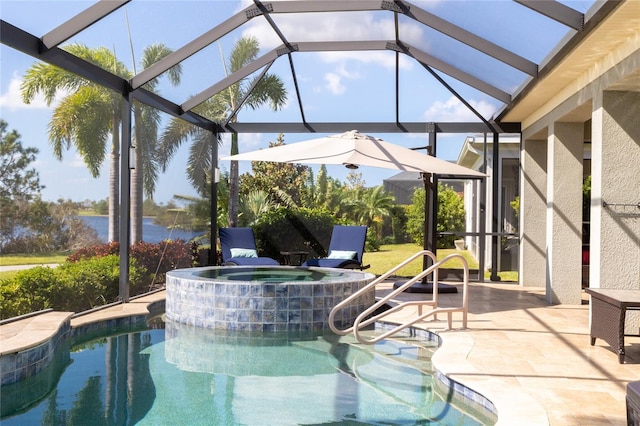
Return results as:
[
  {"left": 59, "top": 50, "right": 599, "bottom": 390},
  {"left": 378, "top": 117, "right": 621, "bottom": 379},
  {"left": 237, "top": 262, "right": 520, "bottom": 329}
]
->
[
  {"left": 1, "top": 320, "right": 496, "bottom": 425},
  {"left": 194, "top": 267, "right": 344, "bottom": 282}
]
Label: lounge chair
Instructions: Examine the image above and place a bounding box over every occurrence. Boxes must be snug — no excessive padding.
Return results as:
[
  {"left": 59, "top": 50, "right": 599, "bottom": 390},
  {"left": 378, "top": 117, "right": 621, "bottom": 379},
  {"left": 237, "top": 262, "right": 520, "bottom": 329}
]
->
[
  {"left": 219, "top": 227, "right": 279, "bottom": 266},
  {"left": 302, "top": 225, "right": 369, "bottom": 270}
]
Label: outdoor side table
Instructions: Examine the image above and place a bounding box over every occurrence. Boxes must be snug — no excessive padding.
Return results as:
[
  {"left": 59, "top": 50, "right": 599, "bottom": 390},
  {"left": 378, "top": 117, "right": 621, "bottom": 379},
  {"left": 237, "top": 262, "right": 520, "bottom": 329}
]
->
[
  {"left": 280, "top": 251, "right": 309, "bottom": 266},
  {"left": 585, "top": 288, "right": 640, "bottom": 363}
]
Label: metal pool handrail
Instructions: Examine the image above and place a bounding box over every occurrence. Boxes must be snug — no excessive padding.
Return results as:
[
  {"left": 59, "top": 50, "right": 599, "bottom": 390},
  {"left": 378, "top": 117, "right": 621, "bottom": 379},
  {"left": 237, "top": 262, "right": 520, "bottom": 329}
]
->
[{"left": 328, "top": 250, "right": 469, "bottom": 345}]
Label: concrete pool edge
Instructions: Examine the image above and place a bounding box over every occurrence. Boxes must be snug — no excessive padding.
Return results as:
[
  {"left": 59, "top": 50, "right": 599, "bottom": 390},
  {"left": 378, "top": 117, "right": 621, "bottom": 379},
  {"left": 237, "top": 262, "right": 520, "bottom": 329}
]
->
[
  {"left": 0, "top": 289, "right": 548, "bottom": 425},
  {"left": 432, "top": 330, "right": 549, "bottom": 426}
]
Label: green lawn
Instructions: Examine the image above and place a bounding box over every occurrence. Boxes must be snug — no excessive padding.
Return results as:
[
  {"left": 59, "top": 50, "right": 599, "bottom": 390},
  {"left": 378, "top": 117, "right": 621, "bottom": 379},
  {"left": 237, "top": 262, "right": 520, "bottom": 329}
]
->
[
  {"left": 363, "top": 244, "right": 477, "bottom": 275},
  {"left": 364, "top": 243, "right": 518, "bottom": 282},
  {"left": 0, "top": 252, "right": 68, "bottom": 266}
]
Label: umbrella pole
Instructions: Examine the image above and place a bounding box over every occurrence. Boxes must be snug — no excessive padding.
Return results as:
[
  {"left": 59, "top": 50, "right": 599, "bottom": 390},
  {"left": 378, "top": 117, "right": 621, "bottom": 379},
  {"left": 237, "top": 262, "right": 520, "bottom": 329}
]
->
[{"left": 422, "top": 172, "right": 433, "bottom": 283}]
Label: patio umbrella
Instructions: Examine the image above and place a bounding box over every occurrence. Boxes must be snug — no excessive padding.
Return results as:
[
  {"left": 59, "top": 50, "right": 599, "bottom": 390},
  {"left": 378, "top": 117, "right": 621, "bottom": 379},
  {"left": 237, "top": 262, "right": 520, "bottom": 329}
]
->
[
  {"left": 221, "top": 130, "right": 485, "bottom": 177},
  {"left": 222, "top": 130, "right": 485, "bottom": 291}
]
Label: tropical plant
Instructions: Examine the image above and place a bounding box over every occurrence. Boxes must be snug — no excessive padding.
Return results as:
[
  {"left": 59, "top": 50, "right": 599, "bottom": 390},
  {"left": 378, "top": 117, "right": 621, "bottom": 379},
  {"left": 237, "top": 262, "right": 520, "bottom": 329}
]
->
[
  {"left": 21, "top": 44, "right": 128, "bottom": 242},
  {"left": 21, "top": 43, "right": 180, "bottom": 243},
  {"left": 299, "top": 164, "right": 346, "bottom": 213},
  {"left": 159, "top": 36, "right": 287, "bottom": 228},
  {"left": 239, "top": 190, "right": 274, "bottom": 226},
  {"left": 346, "top": 185, "right": 395, "bottom": 238}
]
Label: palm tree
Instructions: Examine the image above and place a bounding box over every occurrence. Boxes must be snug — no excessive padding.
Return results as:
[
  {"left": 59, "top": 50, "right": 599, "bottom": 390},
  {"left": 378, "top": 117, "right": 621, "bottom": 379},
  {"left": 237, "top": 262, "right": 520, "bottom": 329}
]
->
[
  {"left": 240, "top": 190, "right": 274, "bottom": 226},
  {"left": 345, "top": 185, "right": 395, "bottom": 238},
  {"left": 21, "top": 44, "right": 128, "bottom": 242},
  {"left": 159, "top": 36, "right": 287, "bottom": 227},
  {"left": 21, "top": 43, "right": 180, "bottom": 242},
  {"left": 130, "top": 45, "right": 182, "bottom": 242}
]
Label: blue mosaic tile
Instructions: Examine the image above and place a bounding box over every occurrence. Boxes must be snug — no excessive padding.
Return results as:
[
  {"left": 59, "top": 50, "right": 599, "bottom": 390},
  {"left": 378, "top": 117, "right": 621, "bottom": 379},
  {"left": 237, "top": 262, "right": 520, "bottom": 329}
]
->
[
  {"left": 165, "top": 267, "right": 376, "bottom": 331},
  {"left": 289, "top": 297, "right": 301, "bottom": 310}
]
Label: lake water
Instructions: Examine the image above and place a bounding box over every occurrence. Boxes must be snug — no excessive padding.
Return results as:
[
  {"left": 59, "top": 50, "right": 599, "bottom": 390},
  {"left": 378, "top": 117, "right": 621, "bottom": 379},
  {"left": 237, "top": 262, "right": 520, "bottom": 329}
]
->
[{"left": 79, "top": 216, "right": 202, "bottom": 244}]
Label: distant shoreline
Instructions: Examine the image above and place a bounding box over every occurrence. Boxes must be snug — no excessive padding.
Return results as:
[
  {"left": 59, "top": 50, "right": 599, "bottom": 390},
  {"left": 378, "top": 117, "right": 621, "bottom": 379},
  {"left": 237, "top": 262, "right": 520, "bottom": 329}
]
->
[{"left": 77, "top": 212, "right": 156, "bottom": 218}]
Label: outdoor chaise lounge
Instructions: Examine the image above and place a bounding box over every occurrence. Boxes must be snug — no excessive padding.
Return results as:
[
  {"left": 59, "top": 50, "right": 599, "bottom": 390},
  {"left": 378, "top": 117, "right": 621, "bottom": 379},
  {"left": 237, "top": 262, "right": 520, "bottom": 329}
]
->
[
  {"left": 302, "top": 225, "right": 369, "bottom": 270},
  {"left": 219, "top": 227, "right": 279, "bottom": 266}
]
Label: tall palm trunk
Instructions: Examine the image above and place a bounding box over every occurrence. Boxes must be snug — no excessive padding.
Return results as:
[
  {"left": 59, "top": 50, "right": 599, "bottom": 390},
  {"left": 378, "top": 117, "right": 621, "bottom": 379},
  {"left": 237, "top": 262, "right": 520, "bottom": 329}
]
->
[
  {"left": 130, "top": 151, "right": 143, "bottom": 242},
  {"left": 108, "top": 114, "right": 120, "bottom": 242},
  {"left": 228, "top": 132, "right": 239, "bottom": 227},
  {"left": 130, "top": 108, "right": 143, "bottom": 242}
]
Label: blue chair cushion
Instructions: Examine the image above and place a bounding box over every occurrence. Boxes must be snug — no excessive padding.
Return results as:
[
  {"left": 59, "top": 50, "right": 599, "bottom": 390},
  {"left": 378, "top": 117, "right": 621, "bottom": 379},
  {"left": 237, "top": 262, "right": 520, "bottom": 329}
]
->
[
  {"left": 230, "top": 248, "right": 258, "bottom": 258},
  {"left": 327, "top": 250, "right": 357, "bottom": 260}
]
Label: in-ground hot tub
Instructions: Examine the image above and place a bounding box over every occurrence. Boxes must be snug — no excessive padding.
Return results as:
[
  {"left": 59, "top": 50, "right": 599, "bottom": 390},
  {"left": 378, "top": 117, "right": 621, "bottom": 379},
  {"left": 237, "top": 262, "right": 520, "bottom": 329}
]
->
[{"left": 165, "top": 266, "right": 376, "bottom": 332}]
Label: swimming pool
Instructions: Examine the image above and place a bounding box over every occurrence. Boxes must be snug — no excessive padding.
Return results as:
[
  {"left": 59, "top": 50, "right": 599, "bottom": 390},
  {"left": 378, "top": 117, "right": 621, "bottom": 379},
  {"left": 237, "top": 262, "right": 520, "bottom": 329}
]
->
[{"left": 1, "top": 318, "right": 496, "bottom": 425}]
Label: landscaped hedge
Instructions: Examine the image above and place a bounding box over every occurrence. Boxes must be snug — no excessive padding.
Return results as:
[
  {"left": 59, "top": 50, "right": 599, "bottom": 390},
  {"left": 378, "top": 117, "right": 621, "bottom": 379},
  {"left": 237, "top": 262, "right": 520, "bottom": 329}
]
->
[
  {"left": 67, "top": 240, "right": 192, "bottom": 284},
  {"left": 0, "top": 240, "right": 192, "bottom": 320},
  {"left": 0, "top": 255, "right": 148, "bottom": 320}
]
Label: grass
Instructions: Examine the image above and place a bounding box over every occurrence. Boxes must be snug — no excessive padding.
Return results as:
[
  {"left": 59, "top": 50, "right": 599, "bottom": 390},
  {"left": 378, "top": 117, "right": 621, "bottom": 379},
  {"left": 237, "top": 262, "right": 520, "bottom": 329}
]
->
[
  {"left": 0, "top": 252, "right": 68, "bottom": 266},
  {"left": 0, "top": 253, "right": 68, "bottom": 281},
  {"left": 363, "top": 243, "right": 518, "bottom": 282},
  {"left": 363, "top": 244, "right": 477, "bottom": 276}
]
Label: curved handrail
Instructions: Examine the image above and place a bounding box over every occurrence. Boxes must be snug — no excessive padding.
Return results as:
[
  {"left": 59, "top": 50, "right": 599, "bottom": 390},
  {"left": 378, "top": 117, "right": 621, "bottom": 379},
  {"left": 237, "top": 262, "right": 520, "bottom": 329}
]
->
[
  {"left": 352, "top": 253, "right": 469, "bottom": 345},
  {"left": 328, "top": 250, "right": 437, "bottom": 335}
]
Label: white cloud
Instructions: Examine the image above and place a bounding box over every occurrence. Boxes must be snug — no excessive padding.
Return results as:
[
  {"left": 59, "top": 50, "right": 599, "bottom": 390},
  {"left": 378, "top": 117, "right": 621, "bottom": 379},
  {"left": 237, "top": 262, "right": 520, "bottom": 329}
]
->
[
  {"left": 0, "top": 72, "right": 67, "bottom": 112},
  {"left": 423, "top": 97, "right": 498, "bottom": 122},
  {"left": 240, "top": 7, "right": 420, "bottom": 71},
  {"left": 218, "top": 132, "right": 264, "bottom": 158},
  {"left": 321, "top": 62, "right": 364, "bottom": 95},
  {"left": 324, "top": 73, "right": 345, "bottom": 95}
]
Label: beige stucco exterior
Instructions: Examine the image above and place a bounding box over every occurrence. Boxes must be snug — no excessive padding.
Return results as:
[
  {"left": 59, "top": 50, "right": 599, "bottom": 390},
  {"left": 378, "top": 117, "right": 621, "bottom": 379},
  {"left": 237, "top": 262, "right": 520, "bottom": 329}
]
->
[{"left": 507, "top": 1, "right": 639, "bottom": 321}]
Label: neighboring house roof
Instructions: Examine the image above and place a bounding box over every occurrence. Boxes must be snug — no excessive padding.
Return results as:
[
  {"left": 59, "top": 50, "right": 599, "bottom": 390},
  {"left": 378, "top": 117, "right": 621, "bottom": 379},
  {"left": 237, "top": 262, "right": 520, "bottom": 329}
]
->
[
  {"left": 383, "top": 170, "right": 465, "bottom": 205},
  {"left": 383, "top": 171, "right": 424, "bottom": 205}
]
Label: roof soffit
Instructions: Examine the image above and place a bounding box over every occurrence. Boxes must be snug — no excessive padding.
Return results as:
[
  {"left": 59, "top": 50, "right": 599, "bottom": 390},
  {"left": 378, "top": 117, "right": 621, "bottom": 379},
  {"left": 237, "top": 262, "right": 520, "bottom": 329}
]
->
[{"left": 500, "top": 0, "right": 640, "bottom": 125}]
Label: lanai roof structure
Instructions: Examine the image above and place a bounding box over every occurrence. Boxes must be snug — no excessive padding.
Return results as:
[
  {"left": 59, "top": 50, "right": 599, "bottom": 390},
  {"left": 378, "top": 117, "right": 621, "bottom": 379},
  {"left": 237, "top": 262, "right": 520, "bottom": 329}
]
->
[
  {"left": 3, "top": 0, "right": 615, "bottom": 134},
  {"left": 2, "top": 0, "right": 639, "bottom": 301}
]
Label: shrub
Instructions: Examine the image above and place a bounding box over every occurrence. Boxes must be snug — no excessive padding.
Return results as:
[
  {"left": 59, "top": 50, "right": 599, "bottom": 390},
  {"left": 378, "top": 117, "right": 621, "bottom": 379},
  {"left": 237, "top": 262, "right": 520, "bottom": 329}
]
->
[
  {"left": 253, "top": 207, "right": 335, "bottom": 262},
  {"left": 365, "top": 231, "right": 381, "bottom": 252},
  {"left": 130, "top": 240, "right": 192, "bottom": 284},
  {"left": 56, "top": 255, "right": 149, "bottom": 310},
  {"left": 407, "top": 183, "right": 466, "bottom": 249},
  {"left": 0, "top": 256, "right": 149, "bottom": 319},
  {"left": 67, "top": 240, "right": 191, "bottom": 284},
  {"left": 67, "top": 241, "right": 120, "bottom": 262},
  {"left": 1, "top": 199, "right": 101, "bottom": 254},
  {"left": 0, "top": 267, "right": 60, "bottom": 319}
]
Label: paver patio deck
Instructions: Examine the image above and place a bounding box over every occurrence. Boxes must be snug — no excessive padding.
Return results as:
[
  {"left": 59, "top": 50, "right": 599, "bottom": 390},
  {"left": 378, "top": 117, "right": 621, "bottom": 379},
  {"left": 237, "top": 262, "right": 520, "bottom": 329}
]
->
[{"left": 376, "top": 280, "right": 640, "bottom": 425}]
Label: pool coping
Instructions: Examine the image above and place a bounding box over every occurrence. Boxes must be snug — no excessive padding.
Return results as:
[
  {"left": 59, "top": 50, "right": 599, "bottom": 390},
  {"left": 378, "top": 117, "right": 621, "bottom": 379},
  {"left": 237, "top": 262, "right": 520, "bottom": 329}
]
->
[{"left": 0, "top": 289, "right": 541, "bottom": 425}]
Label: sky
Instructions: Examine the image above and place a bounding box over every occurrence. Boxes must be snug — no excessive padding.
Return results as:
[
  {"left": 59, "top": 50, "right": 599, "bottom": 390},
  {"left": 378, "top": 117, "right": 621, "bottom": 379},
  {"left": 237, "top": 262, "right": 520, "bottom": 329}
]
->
[{"left": 0, "top": 0, "right": 584, "bottom": 204}]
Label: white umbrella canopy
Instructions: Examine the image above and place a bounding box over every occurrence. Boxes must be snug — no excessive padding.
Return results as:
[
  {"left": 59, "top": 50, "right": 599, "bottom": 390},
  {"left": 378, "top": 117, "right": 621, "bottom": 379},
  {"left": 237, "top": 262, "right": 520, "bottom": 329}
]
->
[
  {"left": 222, "top": 130, "right": 485, "bottom": 291},
  {"left": 221, "top": 130, "right": 484, "bottom": 177}
]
